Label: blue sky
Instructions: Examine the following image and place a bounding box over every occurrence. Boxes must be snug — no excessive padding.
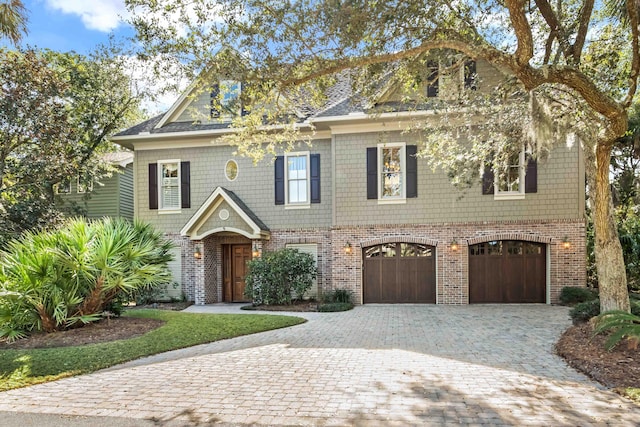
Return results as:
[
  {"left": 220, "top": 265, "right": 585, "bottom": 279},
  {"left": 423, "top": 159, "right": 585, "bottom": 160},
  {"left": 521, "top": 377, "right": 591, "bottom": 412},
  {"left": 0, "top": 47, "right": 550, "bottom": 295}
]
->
[{"left": 8, "top": 0, "right": 132, "bottom": 54}]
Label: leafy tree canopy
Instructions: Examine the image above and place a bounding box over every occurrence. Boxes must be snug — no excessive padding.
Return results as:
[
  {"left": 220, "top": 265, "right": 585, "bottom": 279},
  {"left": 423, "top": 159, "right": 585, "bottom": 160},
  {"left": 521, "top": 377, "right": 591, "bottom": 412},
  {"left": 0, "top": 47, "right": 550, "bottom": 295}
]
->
[
  {"left": 0, "top": 45, "right": 146, "bottom": 245},
  {"left": 125, "top": 0, "right": 640, "bottom": 312},
  {"left": 0, "top": 0, "right": 27, "bottom": 45}
]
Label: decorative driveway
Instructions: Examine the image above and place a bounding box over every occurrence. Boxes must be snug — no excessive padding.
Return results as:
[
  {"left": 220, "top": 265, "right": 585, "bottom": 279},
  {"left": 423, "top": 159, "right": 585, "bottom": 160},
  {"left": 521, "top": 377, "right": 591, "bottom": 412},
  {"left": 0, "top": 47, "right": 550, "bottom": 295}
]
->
[{"left": 0, "top": 304, "right": 638, "bottom": 426}]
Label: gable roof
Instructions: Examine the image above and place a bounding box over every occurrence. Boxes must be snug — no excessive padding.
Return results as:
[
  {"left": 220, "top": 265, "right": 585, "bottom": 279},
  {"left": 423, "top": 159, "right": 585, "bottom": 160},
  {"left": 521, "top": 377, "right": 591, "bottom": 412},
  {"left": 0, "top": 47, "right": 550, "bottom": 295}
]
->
[{"left": 180, "top": 187, "right": 270, "bottom": 240}]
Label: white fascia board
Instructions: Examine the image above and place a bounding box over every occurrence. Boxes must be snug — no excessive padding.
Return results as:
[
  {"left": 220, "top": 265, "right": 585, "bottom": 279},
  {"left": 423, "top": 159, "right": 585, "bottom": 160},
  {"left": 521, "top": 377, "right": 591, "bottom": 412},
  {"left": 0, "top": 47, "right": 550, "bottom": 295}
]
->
[{"left": 180, "top": 187, "right": 267, "bottom": 240}]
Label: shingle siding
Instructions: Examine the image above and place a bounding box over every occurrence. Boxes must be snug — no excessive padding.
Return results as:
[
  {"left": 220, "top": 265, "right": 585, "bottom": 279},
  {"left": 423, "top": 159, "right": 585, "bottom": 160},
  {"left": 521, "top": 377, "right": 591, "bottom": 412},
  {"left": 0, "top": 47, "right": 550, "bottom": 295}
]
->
[
  {"left": 334, "top": 132, "right": 583, "bottom": 226},
  {"left": 134, "top": 140, "right": 333, "bottom": 233}
]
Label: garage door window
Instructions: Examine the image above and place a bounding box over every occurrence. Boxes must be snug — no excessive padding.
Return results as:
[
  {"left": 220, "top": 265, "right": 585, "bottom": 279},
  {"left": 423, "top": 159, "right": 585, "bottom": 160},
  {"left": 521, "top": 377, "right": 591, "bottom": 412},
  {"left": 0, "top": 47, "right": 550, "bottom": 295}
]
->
[{"left": 365, "top": 243, "right": 433, "bottom": 258}]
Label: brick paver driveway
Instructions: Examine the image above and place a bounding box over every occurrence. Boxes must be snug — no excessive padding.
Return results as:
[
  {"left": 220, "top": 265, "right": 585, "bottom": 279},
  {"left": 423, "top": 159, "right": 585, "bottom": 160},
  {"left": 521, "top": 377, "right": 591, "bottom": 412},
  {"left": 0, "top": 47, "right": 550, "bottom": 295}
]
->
[{"left": 1, "top": 305, "right": 638, "bottom": 426}]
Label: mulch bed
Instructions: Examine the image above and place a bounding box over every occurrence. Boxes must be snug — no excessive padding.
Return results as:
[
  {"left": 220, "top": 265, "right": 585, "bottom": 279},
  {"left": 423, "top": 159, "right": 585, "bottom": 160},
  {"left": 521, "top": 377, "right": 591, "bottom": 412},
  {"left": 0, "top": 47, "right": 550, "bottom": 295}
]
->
[
  {"left": 241, "top": 301, "right": 318, "bottom": 312},
  {"left": 0, "top": 316, "right": 165, "bottom": 350},
  {"left": 556, "top": 322, "right": 639, "bottom": 389}
]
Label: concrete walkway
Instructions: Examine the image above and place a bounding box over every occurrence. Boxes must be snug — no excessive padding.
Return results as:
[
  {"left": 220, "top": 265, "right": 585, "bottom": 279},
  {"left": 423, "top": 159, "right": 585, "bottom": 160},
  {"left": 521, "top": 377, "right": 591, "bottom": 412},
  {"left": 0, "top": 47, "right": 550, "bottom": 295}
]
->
[{"left": 0, "top": 304, "right": 638, "bottom": 426}]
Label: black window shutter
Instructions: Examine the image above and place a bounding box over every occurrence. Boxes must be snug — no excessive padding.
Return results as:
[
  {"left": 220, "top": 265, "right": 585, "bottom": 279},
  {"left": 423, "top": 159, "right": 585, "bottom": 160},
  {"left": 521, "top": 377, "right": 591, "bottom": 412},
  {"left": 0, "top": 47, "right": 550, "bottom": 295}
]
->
[
  {"left": 181, "top": 161, "right": 191, "bottom": 208},
  {"left": 149, "top": 163, "right": 158, "bottom": 210},
  {"left": 275, "top": 155, "right": 285, "bottom": 205},
  {"left": 310, "top": 154, "right": 321, "bottom": 203},
  {"left": 464, "top": 60, "right": 477, "bottom": 90},
  {"left": 482, "top": 165, "right": 494, "bottom": 195},
  {"left": 210, "top": 84, "right": 220, "bottom": 118},
  {"left": 366, "top": 147, "right": 378, "bottom": 199},
  {"left": 525, "top": 157, "right": 538, "bottom": 193},
  {"left": 406, "top": 145, "right": 418, "bottom": 198}
]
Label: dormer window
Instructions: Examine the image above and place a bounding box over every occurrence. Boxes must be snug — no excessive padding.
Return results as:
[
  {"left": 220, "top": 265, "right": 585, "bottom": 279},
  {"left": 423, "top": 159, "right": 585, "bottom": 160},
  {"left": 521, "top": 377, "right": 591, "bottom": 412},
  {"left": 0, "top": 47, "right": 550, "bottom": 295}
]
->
[
  {"left": 210, "top": 80, "right": 241, "bottom": 119},
  {"left": 426, "top": 59, "right": 477, "bottom": 98}
]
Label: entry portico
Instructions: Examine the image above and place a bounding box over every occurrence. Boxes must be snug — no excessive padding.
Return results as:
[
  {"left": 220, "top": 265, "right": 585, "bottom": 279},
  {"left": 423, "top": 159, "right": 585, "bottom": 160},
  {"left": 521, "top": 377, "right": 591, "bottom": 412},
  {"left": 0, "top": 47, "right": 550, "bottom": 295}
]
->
[{"left": 180, "top": 187, "right": 270, "bottom": 304}]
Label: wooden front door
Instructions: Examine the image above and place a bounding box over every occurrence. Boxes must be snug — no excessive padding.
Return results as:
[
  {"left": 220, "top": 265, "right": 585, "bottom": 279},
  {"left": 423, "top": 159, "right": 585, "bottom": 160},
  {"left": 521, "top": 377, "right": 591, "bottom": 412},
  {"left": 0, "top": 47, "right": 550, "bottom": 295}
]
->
[{"left": 223, "top": 244, "right": 252, "bottom": 302}]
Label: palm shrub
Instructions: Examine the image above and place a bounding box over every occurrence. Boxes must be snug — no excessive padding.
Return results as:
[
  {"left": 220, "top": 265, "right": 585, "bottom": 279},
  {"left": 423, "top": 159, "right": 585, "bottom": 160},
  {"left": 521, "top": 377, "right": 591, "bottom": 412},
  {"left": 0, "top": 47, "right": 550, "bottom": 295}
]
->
[
  {"left": 594, "top": 311, "right": 640, "bottom": 350},
  {"left": 244, "top": 248, "right": 316, "bottom": 305},
  {"left": 0, "top": 217, "right": 173, "bottom": 340}
]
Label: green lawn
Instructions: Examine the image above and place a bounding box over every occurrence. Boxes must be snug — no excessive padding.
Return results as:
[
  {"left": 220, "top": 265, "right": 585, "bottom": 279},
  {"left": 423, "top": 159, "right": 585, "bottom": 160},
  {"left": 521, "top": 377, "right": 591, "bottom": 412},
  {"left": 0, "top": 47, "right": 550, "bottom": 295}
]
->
[{"left": 0, "top": 309, "right": 305, "bottom": 391}]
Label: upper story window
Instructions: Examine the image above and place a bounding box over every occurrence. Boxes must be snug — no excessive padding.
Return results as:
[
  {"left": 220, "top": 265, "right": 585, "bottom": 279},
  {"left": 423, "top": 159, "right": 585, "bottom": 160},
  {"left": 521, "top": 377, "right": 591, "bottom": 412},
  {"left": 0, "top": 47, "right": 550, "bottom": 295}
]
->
[
  {"left": 148, "top": 160, "right": 190, "bottom": 212},
  {"left": 211, "top": 80, "right": 241, "bottom": 119},
  {"left": 275, "top": 153, "right": 320, "bottom": 206},
  {"left": 77, "top": 175, "right": 93, "bottom": 194},
  {"left": 482, "top": 149, "right": 537, "bottom": 200},
  {"left": 54, "top": 179, "right": 71, "bottom": 194},
  {"left": 225, "top": 159, "right": 238, "bottom": 181},
  {"left": 496, "top": 151, "right": 524, "bottom": 195},
  {"left": 426, "top": 59, "right": 477, "bottom": 98},
  {"left": 286, "top": 152, "right": 310, "bottom": 206},
  {"left": 160, "top": 160, "right": 180, "bottom": 210},
  {"left": 378, "top": 143, "right": 406, "bottom": 201}
]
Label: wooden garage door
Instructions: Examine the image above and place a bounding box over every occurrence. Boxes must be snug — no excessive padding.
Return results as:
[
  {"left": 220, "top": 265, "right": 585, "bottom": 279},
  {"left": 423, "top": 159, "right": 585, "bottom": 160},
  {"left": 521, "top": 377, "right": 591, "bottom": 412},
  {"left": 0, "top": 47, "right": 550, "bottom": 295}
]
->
[
  {"left": 363, "top": 243, "right": 436, "bottom": 303},
  {"left": 469, "top": 240, "right": 546, "bottom": 303}
]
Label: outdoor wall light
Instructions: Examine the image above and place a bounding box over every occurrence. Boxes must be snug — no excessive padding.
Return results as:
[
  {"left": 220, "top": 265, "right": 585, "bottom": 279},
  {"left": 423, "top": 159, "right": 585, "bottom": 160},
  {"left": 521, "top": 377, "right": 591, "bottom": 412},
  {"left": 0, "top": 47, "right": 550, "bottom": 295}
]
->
[
  {"left": 194, "top": 246, "right": 202, "bottom": 260},
  {"left": 252, "top": 243, "right": 261, "bottom": 258},
  {"left": 344, "top": 242, "right": 353, "bottom": 254},
  {"left": 450, "top": 239, "right": 459, "bottom": 251},
  {"left": 561, "top": 237, "right": 571, "bottom": 249}
]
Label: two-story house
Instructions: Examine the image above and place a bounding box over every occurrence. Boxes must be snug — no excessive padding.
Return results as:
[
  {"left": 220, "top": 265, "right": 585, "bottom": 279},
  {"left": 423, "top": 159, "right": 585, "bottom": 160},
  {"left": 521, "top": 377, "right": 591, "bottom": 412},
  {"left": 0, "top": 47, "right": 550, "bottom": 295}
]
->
[{"left": 113, "top": 59, "right": 586, "bottom": 305}]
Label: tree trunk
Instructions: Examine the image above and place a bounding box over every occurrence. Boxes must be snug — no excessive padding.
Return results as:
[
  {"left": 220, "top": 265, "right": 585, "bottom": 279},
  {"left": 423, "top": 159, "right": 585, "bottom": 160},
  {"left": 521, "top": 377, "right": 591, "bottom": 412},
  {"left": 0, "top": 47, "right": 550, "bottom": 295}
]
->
[{"left": 593, "top": 142, "right": 631, "bottom": 312}]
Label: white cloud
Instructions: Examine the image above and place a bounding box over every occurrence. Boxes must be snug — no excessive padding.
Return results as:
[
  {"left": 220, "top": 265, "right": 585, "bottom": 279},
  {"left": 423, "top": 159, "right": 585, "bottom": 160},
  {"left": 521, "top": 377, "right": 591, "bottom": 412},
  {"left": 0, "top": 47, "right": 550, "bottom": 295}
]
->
[{"left": 45, "top": 0, "right": 129, "bottom": 32}]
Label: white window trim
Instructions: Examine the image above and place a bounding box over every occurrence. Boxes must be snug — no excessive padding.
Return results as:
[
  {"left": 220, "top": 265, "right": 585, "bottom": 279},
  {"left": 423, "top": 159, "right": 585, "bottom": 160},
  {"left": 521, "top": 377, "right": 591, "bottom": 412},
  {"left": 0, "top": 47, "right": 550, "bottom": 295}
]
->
[
  {"left": 158, "top": 159, "right": 182, "bottom": 213},
  {"left": 54, "top": 180, "right": 71, "bottom": 195},
  {"left": 377, "top": 142, "right": 406, "bottom": 204},
  {"left": 77, "top": 175, "right": 93, "bottom": 194},
  {"left": 494, "top": 150, "right": 525, "bottom": 200},
  {"left": 214, "top": 80, "right": 242, "bottom": 122},
  {"left": 225, "top": 159, "right": 239, "bottom": 182},
  {"left": 284, "top": 151, "right": 311, "bottom": 208}
]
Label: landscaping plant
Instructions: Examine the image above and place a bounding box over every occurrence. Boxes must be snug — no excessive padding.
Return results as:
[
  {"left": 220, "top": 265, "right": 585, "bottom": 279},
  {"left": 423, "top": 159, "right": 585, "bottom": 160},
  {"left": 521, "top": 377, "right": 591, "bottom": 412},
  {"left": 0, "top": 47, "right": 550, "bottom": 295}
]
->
[
  {"left": 559, "top": 286, "right": 598, "bottom": 305},
  {"left": 244, "top": 248, "right": 316, "bottom": 305},
  {"left": 594, "top": 311, "right": 640, "bottom": 351},
  {"left": 0, "top": 217, "right": 173, "bottom": 340},
  {"left": 318, "top": 288, "right": 354, "bottom": 312}
]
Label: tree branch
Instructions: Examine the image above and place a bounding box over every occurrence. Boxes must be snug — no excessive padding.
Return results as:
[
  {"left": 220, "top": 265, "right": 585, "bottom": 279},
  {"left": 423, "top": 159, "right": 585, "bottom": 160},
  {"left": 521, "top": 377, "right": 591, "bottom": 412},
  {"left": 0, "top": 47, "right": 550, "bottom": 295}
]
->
[
  {"left": 571, "top": 0, "right": 595, "bottom": 62},
  {"left": 504, "top": 0, "right": 534, "bottom": 66},
  {"left": 534, "top": 0, "right": 573, "bottom": 62},
  {"left": 623, "top": 0, "right": 640, "bottom": 108}
]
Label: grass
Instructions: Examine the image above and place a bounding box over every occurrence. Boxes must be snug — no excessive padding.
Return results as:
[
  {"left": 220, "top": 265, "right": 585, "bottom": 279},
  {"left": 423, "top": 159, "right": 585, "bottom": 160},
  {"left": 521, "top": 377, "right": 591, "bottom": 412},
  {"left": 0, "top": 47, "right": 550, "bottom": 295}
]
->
[
  {"left": 0, "top": 309, "right": 305, "bottom": 391},
  {"left": 617, "top": 387, "right": 640, "bottom": 404}
]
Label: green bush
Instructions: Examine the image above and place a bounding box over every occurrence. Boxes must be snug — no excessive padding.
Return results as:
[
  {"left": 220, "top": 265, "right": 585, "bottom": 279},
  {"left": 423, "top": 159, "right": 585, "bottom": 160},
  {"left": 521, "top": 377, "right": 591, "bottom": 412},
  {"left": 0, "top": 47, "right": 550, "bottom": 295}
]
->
[
  {"left": 0, "top": 217, "right": 174, "bottom": 340},
  {"left": 559, "top": 286, "right": 598, "bottom": 305},
  {"left": 244, "top": 248, "right": 316, "bottom": 305},
  {"left": 322, "top": 288, "right": 353, "bottom": 304},
  {"left": 318, "top": 302, "right": 354, "bottom": 312},
  {"left": 569, "top": 299, "right": 601, "bottom": 323},
  {"left": 570, "top": 298, "right": 640, "bottom": 323}
]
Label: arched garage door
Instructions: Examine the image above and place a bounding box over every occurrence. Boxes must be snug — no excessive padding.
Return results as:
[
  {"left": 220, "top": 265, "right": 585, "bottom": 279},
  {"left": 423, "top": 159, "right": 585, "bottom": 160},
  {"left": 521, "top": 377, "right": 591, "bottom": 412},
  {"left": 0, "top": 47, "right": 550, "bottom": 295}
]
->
[
  {"left": 469, "top": 240, "right": 546, "bottom": 303},
  {"left": 363, "top": 243, "right": 436, "bottom": 303}
]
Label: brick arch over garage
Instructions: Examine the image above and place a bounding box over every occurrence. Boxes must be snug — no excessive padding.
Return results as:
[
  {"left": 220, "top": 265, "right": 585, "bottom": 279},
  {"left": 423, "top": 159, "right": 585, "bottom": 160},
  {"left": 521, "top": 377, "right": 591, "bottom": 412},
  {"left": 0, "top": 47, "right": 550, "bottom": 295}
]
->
[
  {"left": 466, "top": 233, "right": 553, "bottom": 246},
  {"left": 360, "top": 235, "right": 439, "bottom": 248}
]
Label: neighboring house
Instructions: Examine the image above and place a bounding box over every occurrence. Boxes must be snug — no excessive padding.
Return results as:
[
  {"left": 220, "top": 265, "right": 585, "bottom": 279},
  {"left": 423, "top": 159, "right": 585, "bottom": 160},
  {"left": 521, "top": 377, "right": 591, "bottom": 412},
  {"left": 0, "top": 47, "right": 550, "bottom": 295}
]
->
[
  {"left": 55, "top": 151, "right": 134, "bottom": 221},
  {"left": 112, "top": 59, "right": 586, "bottom": 305}
]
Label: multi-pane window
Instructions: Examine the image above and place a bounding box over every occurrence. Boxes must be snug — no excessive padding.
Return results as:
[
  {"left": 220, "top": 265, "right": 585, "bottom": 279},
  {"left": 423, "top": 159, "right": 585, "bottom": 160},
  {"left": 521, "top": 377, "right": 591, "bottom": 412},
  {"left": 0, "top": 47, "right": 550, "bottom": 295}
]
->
[
  {"left": 211, "top": 80, "right": 241, "bottom": 119},
  {"left": 496, "top": 151, "right": 524, "bottom": 194},
  {"left": 379, "top": 143, "right": 405, "bottom": 199},
  {"left": 160, "top": 161, "right": 180, "bottom": 209},
  {"left": 286, "top": 153, "right": 309, "bottom": 204},
  {"left": 77, "top": 175, "right": 93, "bottom": 194},
  {"left": 365, "top": 243, "right": 433, "bottom": 258},
  {"left": 54, "top": 179, "right": 71, "bottom": 194}
]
